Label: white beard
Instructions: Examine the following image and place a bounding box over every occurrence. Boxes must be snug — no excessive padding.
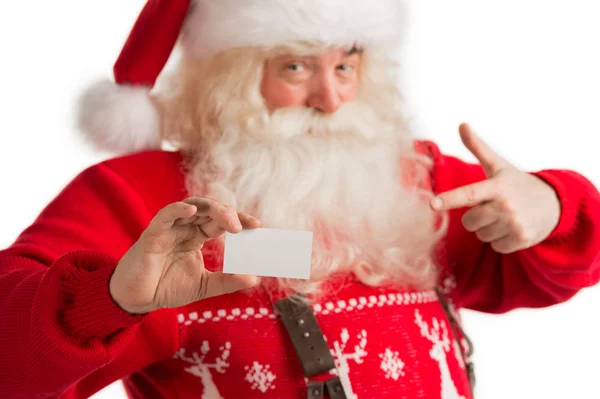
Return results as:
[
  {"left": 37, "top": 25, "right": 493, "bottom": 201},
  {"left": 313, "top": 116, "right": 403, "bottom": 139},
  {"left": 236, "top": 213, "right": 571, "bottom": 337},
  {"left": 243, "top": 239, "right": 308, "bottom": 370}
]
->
[{"left": 194, "top": 101, "right": 442, "bottom": 293}]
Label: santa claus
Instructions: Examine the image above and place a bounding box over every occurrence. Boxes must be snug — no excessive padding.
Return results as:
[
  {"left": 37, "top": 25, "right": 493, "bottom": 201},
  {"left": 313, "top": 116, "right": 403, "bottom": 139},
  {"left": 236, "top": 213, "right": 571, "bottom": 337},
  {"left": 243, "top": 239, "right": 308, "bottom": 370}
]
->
[{"left": 1, "top": 1, "right": 599, "bottom": 398}]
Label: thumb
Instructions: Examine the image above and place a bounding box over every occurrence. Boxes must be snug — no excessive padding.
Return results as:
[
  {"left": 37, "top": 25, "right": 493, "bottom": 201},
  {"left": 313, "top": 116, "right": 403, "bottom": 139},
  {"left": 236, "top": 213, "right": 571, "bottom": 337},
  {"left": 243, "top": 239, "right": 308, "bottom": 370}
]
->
[{"left": 202, "top": 271, "right": 259, "bottom": 300}]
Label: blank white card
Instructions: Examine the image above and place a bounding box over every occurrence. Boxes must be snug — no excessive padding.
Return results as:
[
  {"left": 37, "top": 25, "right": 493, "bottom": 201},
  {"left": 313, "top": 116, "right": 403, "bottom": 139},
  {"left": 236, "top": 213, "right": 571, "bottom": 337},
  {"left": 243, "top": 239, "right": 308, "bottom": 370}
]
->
[{"left": 223, "top": 228, "right": 313, "bottom": 279}]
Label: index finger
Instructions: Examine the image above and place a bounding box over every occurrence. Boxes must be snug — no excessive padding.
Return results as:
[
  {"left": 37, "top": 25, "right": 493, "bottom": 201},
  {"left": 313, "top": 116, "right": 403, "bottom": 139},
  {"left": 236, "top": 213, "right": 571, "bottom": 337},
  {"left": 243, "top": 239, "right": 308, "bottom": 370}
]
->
[
  {"left": 183, "top": 197, "right": 228, "bottom": 214},
  {"left": 431, "top": 179, "right": 498, "bottom": 211},
  {"left": 146, "top": 201, "right": 198, "bottom": 236},
  {"left": 183, "top": 197, "right": 242, "bottom": 233}
]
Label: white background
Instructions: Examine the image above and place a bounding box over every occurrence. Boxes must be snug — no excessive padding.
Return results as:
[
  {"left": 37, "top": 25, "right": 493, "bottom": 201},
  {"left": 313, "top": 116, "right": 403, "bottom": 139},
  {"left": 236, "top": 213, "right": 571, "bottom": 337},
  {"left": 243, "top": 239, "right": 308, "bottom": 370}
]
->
[{"left": 1, "top": 1, "right": 598, "bottom": 398}]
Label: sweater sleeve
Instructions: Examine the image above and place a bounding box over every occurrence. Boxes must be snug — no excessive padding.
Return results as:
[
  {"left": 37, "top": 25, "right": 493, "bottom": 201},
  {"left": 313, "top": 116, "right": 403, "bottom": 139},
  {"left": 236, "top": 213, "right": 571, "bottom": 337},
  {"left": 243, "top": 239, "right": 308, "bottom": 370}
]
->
[
  {"left": 421, "top": 140, "right": 600, "bottom": 313},
  {"left": 0, "top": 162, "right": 180, "bottom": 398}
]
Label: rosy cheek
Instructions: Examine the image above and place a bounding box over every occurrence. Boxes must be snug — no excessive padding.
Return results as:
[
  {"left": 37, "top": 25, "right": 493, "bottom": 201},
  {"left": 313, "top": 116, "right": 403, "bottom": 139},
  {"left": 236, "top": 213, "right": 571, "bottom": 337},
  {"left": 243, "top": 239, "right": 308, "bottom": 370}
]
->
[
  {"left": 262, "top": 81, "right": 306, "bottom": 112},
  {"left": 339, "top": 81, "right": 358, "bottom": 102}
]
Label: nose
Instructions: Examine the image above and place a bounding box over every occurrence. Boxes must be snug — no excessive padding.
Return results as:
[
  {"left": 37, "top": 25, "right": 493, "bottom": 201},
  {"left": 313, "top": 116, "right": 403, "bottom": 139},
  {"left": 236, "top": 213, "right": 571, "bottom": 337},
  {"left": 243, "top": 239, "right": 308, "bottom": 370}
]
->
[{"left": 307, "top": 73, "right": 342, "bottom": 114}]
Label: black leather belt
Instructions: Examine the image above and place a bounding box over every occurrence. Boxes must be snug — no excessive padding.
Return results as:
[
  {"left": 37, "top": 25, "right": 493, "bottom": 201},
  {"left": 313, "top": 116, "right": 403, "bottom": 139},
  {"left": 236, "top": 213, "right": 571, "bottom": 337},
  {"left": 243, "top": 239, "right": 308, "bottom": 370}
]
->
[{"left": 274, "top": 295, "right": 348, "bottom": 399}]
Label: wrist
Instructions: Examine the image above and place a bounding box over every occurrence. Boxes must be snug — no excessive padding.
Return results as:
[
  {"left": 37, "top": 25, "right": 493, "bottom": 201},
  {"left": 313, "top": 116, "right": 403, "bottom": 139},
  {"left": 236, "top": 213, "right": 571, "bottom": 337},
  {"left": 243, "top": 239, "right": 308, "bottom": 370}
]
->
[
  {"left": 109, "top": 268, "right": 155, "bottom": 315},
  {"left": 532, "top": 170, "right": 580, "bottom": 240}
]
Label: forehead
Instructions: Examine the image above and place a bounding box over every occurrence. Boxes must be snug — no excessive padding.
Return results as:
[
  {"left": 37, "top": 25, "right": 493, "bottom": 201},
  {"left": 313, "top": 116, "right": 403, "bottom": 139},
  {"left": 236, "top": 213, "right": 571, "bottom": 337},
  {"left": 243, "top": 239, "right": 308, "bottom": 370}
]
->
[{"left": 268, "top": 43, "right": 363, "bottom": 59}]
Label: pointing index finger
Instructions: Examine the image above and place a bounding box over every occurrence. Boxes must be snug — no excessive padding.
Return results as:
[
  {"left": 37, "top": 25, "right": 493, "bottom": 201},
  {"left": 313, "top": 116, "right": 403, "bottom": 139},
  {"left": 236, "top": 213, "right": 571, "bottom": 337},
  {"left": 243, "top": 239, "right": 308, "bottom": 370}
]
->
[{"left": 431, "top": 179, "right": 498, "bottom": 211}]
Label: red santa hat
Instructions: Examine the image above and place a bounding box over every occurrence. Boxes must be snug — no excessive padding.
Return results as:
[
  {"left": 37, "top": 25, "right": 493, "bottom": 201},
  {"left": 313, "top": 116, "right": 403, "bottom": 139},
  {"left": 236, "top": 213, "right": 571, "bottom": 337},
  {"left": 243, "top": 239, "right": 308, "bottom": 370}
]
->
[{"left": 77, "top": 0, "right": 405, "bottom": 154}]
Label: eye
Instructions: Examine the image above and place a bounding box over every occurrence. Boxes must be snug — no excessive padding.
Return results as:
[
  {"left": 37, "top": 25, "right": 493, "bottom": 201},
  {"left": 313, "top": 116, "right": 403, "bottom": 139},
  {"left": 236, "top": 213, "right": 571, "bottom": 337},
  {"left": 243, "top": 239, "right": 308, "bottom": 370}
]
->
[
  {"left": 286, "top": 63, "right": 305, "bottom": 72},
  {"left": 337, "top": 64, "right": 354, "bottom": 72}
]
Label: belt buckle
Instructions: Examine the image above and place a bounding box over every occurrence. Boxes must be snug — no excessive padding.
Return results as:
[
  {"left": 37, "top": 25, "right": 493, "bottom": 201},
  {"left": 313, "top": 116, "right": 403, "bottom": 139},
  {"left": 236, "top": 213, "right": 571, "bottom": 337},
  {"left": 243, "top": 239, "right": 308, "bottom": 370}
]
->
[{"left": 304, "top": 371, "right": 347, "bottom": 399}]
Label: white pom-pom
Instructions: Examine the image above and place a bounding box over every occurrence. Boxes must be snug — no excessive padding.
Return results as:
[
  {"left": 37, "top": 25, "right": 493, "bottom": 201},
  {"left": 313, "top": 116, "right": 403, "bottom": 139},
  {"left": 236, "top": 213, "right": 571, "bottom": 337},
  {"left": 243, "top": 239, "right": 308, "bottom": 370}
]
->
[{"left": 76, "top": 80, "right": 162, "bottom": 154}]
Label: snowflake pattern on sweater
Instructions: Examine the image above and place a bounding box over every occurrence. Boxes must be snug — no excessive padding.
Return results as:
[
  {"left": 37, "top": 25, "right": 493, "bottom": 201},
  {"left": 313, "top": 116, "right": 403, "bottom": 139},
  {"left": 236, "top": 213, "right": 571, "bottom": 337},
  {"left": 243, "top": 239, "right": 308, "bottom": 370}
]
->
[
  {"left": 245, "top": 362, "right": 277, "bottom": 393},
  {"left": 166, "top": 280, "right": 472, "bottom": 399},
  {"left": 379, "top": 348, "right": 406, "bottom": 381}
]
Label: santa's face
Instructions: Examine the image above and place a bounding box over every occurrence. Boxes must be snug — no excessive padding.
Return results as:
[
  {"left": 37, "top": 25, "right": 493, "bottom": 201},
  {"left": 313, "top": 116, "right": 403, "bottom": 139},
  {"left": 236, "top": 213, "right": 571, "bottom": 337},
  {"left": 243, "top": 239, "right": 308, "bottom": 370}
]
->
[{"left": 260, "top": 48, "right": 362, "bottom": 114}]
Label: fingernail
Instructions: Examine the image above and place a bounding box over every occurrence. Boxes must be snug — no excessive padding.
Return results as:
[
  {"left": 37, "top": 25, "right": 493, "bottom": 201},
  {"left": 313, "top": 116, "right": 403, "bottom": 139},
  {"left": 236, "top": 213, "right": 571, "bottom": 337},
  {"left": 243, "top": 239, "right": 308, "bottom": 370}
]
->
[
  {"left": 219, "top": 206, "right": 229, "bottom": 213},
  {"left": 431, "top": 197, "right": 443, "bottom": 210},
  {"left": 232, "top": 219, "right": 243, "bottom": 230}
]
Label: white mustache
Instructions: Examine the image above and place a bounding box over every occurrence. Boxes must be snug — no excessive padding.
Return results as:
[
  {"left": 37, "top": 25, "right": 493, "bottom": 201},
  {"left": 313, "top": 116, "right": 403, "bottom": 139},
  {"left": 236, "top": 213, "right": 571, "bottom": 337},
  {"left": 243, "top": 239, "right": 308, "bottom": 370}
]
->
[{"left": 262, "top": 101, "right": 387, "bottom": 141}]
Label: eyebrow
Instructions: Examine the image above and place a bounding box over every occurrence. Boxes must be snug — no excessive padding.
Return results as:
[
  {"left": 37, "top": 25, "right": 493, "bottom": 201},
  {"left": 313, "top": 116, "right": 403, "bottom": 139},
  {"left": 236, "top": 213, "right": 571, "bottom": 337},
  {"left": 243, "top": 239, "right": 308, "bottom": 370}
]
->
[
  {"left": 345, "top": 46, "right": 363, "bottom": 56},
  {"left": 277, "top": 46, "right": 362, "bottom": 62}
]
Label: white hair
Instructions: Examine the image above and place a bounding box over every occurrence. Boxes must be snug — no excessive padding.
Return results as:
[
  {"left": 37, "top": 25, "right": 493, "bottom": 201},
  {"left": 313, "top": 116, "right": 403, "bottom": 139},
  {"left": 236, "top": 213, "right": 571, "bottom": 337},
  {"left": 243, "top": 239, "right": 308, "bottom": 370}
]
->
[{"left": 155, "top": 43, "right": 447, "bottom": 299}]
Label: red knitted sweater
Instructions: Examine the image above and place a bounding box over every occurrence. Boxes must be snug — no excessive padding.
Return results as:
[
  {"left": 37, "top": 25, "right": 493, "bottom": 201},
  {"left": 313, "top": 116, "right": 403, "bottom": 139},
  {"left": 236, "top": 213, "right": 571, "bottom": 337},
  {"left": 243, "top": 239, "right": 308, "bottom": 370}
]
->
[{"left": 1, "top": 141, "right": 599, "bottom": 399}]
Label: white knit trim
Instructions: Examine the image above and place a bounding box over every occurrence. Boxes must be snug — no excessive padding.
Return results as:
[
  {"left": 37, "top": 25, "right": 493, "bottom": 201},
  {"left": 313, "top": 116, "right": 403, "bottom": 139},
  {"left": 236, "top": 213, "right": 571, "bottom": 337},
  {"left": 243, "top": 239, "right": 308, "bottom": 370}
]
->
[
  {"left": 314, "top": 291, "right": 438, "bottom": 316},
  {"left": 177, "top": 307, "right": 276, "bottom": 326},
  {"left": 177, "top": 290, "right": 438, "bottom": 325}
]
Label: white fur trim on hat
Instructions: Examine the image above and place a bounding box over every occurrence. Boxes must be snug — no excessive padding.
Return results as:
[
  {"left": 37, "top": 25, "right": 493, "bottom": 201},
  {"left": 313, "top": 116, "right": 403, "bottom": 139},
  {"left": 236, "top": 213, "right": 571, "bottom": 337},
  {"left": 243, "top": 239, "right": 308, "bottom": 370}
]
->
[
  {"left": 76, "top": 80, "right": 162, "bottom": 154},
  {"left": 182, "top": 0, "right": 406, "bottom": 59}
]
